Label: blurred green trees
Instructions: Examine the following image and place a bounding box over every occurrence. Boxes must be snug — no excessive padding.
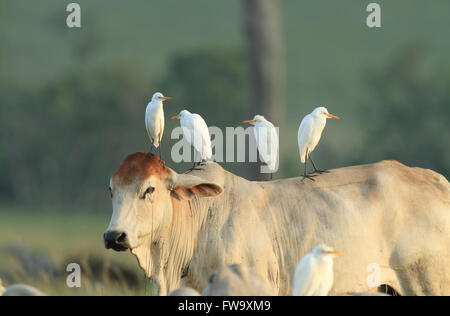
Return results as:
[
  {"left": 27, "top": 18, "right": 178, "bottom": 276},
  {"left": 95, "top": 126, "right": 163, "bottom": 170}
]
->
[
  {"left": 0, "top": 62, "right": 151, "bottom": 207},
  {"left": 0, "top": 50, "right": 247, "bottom": 209},
  {"left": 360, "top": 47, "right": 450, "bottom": 176},
  {"left": 162, "top": 50, "right": 246, "bottom": 126},
  {"left": 0, "top": 47, "right": 449, "bottom": 209}
]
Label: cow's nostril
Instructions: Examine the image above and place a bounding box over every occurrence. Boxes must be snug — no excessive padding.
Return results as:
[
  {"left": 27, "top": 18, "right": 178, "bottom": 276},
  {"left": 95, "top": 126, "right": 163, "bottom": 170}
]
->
[
  {"left": 104, "top": 230, "right": 130, "bottom": 251},
  {"left": 116, "top": 232, "right": 127, "bottom": 244}
]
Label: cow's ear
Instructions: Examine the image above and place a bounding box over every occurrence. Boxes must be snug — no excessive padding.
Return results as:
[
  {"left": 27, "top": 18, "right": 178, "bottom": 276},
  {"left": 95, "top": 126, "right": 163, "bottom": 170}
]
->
[{"left": 168, "top": 174, "right": 223, "bottom": 201}]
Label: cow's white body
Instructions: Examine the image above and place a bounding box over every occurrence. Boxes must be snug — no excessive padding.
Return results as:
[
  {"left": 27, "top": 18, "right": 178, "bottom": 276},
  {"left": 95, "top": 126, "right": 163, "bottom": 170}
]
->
[{"left": 106, "top": 153, "right": 450, "bottom": 295}]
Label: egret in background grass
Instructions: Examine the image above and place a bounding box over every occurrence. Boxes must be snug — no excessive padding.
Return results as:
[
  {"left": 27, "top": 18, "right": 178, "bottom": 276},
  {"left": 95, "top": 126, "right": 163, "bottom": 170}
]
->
[
  {"left": 293, "top": 244, "right": 343, "bottom": 296},
  {"left": 242, "top": 115, "right": 279, "bottom": 180},
  {"left": 171, "top": 110, "right": 212, "bottom": 169},
  {"left": 298, "top": 107, "right": 340, "bottom": 181},
  {"left": 145, "top": 92, "right": 172, "bottom": 158}
]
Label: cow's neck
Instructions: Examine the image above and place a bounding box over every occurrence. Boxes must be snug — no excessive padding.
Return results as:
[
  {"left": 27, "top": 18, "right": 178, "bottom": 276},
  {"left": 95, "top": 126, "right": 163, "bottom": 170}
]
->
[{"left": 135, "top": 196, "right": 212, "bottom": 295}]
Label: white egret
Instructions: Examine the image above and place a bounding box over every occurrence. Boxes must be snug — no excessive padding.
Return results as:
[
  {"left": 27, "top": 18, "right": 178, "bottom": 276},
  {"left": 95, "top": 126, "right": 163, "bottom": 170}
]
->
[
  {"left": 171, "top": 110, "right": 212, "bottom": 169},
  {"left": 242, "top": 115, "right": 279, "bottom": 180},
  {"left": 298, "top": 107, "right": 340, "bottom": 181},
  {"left": 292, "top": 244, "right": 343, "bottom": 296},
  {"left": 145, "top": 92, "right": 172, "bottom": 157}
]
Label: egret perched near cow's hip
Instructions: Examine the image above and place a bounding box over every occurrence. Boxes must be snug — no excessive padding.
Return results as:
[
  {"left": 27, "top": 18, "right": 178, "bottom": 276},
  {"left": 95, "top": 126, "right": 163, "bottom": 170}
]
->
[
  {"left": 298, "top": 107, "right": 340, "bottom": 181},
  {"left": 242, "top": 115, "right": 279, "bottom": 180},
  {"left": 171, "top": 110, "right": 212, "bottom": 170},
  {"left": 145, "top": 92, "right": 172, "bottom": 158},
  {"left": 292, "top": 244, "right": 343, "bottom": 296}
]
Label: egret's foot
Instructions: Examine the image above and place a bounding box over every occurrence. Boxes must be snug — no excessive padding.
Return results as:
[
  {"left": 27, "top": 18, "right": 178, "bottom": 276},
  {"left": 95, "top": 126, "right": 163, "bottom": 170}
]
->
[
  {"left": 186, "top": 167, "right": 202, "bottom": 173},
  {"left": 313, "top": 169, "right": 329, "bottom": 174},
  {"left": 302, "top": 174, "right": 316, "bottom": 182}
]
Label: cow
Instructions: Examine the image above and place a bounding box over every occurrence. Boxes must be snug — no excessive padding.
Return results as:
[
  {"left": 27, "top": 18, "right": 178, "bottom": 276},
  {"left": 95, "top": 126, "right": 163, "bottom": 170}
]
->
[{"left": 104, "top": 152, "right": 450, "bottom": 296}]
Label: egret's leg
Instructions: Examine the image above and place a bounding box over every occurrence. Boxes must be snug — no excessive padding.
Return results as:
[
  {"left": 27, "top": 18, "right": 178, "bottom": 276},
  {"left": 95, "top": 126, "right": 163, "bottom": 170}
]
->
[
  {"left": 309, "top": 154, "right": 329, "bottom": 174},
  {"left": 302, "top": 149, "right": 316, "bottom": 181},
  {"left": 149, "top": 139, "right": 154, "bottom": 155},
  {"left": 187, "top": 161, "right": 202, "bottom": 172},
  {"left": 159, "top": 141, "right": 166, "bottom": 164}
]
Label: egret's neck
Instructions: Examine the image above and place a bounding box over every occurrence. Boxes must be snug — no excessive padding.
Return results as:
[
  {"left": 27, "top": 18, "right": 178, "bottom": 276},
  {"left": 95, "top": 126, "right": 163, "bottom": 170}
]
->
[{"left": 151, "top": 100, "right": 164, "bottom": 109}]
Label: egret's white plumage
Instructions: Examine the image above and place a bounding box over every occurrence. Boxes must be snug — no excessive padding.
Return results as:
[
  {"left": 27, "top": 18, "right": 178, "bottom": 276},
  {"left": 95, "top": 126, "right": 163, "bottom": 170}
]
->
[
  {"left": 292, "top": 244, "right": 343, "bottom": 296},
  {"left": 298, "top": 107, "right": 340, "bottom": 163},
  {"left": 297, "top": 107, "right": 340, "bottom": 180},
  {"left": 172, "top": 110, "right": 212, "bottom": 162},
  {"left": 145, "top": 92, "right": 171, "bottom": 150},
  {"left": 243, "top": 115, "right": 279, "bottom": 173}
]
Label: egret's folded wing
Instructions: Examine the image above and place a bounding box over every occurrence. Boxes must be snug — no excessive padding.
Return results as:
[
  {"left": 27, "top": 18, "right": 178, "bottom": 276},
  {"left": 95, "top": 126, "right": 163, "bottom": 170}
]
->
[
  {"left": 298, "top": 115, "right": 315, "bottom": 161},
  {"left": 268, "top": 125, "right": 279, "bottom": 171},
  {"left": 293, "top": 255, "right": 320, "bottom": 296},
  {"left": 188, "top": 114, "right": 211, "bottom": 159}
]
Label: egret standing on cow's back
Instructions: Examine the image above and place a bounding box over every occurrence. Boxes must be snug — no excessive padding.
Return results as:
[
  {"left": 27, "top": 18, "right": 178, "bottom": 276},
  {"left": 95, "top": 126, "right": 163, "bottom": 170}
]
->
[
  {"left": 293, "top": 244, "right": 343, "bottom": 296},
  {"left": 242, "top": 115, "right": 279, "bottom": 180},
  {"left": 298, "top": 107, "right": 340, "bottom": 181},
  {"left": 171, "top": 110, "right": 212, "bottom": 169},
  {"left": 145, "top": 92, "right": 172, "bottom": 158}
]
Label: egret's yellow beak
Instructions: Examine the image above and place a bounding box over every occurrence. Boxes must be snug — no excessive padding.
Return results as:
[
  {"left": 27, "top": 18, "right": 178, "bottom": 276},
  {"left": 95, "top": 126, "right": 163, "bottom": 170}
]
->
[
  {"left": 160, "top": 96, "right": 172, "bottom": 100},
  {"left": 325, "top": 113, "right": 340, "bottom": 119},
  {"left": 327, "top": 250, "right": 344, "bottom": 256},
  {"left": 171, "top": 115, "right": 180, "bottom": 119},
  {"left": 242, "top": 120, "right": 256, "bottom": 124}
]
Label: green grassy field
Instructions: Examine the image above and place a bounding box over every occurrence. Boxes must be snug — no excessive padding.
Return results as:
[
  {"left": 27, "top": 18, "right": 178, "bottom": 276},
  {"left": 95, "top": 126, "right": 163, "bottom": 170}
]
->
[{"left": 0, "top": 206, "right": 152, "bottom": 296}]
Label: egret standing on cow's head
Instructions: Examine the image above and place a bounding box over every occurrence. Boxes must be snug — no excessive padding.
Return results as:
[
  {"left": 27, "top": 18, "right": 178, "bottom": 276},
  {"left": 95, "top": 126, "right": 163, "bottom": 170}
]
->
[
  {"left": 292, "top": 244, "right": 343, "bottom": 296},
  {"left": 145, "top": 92, "right": 172, "bottom": 159},
  {"left": 242, "top": 115, "right": 279, "bottom": 180},
  {"left": 298, "top": 107, "right": 340, "bottom": 181},
  {"left": 171, "top": 110, "right": 212, "bottom": 170}
]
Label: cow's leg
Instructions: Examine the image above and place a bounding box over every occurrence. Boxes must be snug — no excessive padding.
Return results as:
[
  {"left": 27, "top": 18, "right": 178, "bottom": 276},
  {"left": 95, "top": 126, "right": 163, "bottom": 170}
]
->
[
  {"left": 302, "top": 149, "right": 316, "bottom": 181},
  {"left": 309, "top": 153, "right": 329, "bottom": 174}
]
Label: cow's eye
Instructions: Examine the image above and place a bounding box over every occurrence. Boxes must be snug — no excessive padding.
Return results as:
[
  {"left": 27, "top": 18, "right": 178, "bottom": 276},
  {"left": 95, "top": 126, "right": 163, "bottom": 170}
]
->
[
  {"left": 108, "top": 187, "right": 113, "bottom": 198},
  {"left": 142, "top": 186, "right": 155, "bottom": 199}
]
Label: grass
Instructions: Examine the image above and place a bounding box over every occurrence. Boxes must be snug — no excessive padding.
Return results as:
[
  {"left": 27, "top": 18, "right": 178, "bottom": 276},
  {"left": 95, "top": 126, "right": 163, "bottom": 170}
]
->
[{"left": 0, "top": 206, "right": 151, "bottom": 296}]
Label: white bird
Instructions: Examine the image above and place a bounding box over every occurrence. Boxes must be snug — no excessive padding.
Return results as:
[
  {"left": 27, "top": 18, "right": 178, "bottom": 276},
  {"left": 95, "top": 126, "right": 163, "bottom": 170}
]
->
[
  {"left": 145, "top": 92, "right": 172, "bottom": 157},
  {"left": 171, "top": 110, "right": 212, "bottom": 169},
  {"left": 292, "top": 244, "right": 343, "bottom": 296},
  {"left": 297, "top": 107, "right": 340, "bottom": 181},
  {"left": 242, "top": 115, "right": 279, "bottom": 179}
]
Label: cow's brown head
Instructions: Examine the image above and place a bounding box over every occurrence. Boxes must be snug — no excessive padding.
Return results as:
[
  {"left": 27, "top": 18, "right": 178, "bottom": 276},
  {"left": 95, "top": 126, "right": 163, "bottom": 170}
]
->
[{"left": 104, "top": 152, "right": 223, "bottom": 253}]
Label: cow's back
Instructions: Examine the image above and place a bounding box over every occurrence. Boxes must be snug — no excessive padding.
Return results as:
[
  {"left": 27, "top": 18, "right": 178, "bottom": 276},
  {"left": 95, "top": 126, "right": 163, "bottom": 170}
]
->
[{"left": 190, "top": 160, "right": 450, "bottom": 295}]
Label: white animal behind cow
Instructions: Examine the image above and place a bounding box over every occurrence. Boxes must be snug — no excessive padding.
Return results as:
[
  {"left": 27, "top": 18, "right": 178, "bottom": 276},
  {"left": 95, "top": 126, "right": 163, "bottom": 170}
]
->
[
  {"left": 202, "top": 264, "right": 273, "bottom": 296},
  {"left": 168, "top": 287, "right": 201, "bottom": 296},
  {"left": 1, "top": 284, "right": 46, "bottom": 296},
  {"left": 104, "top": 153, "right": 450, "bottom": 295}
]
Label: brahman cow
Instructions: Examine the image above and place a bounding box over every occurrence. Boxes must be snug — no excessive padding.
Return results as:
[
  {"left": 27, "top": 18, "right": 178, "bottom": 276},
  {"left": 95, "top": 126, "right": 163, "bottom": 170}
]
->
[{"left": 104, "top": 152, "right": 449, "bottom": 295}]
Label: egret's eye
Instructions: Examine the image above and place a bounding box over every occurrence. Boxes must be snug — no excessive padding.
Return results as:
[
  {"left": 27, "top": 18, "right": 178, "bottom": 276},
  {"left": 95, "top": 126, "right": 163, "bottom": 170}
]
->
[
  {"left": 108, "top": 187, "right": 113, "bottom": 198},
  {"left": 141, "top": 186, "right": 155, "bottom": 199}
]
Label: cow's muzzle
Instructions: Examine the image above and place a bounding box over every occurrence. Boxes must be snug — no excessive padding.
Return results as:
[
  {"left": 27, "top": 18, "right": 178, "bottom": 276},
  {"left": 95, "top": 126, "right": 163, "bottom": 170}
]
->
[{"left": 103, "top": 230, "right": 131, "bottom": 252}]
